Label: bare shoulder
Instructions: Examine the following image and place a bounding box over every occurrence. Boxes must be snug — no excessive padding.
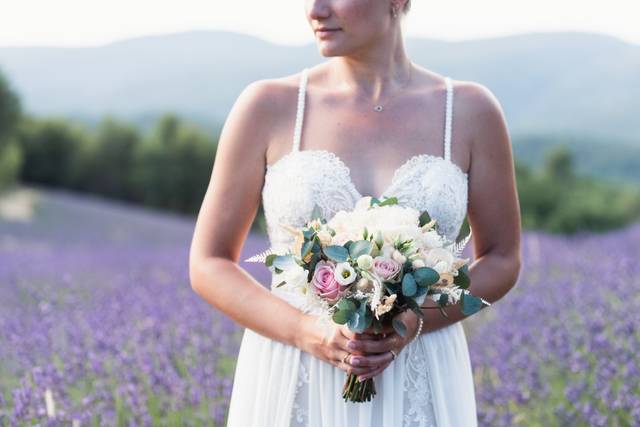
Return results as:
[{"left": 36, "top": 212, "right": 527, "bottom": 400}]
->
[
  {"left": 220, "top": 71, "right": 304, "bottom": 164},
  {"left": 449, "top": 79, "right": 510, "bottom": 155}
]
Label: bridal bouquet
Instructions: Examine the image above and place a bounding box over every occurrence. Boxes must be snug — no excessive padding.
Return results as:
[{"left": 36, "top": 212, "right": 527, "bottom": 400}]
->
[{"left": 245, "top": 195, "right": 490, "bottom": 402}]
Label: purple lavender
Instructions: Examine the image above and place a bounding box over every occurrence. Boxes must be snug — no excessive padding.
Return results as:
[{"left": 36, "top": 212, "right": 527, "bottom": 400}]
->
[{"left": 1, "top": 187, "right": 638, "bottom": 425}]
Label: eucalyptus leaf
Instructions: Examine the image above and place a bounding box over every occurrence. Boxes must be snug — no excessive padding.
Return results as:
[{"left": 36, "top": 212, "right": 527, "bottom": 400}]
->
[
  {"left": 454, "top": 265, "right": 470, "bottom": 289},
  {"left": 324, "top": 245, "right": 349, "bottom": 262},
  {"left": 461, "top": 293, "right": 483, "bottom": 316},
  {"left": 438, "top": 293, "right": 449, "bottom": 306},
  {"left": 310, "top": 204, "right": 323, "bottom": 221},
  {"left": 273, "top": 255, "right": 297, "bottom": 271},
  {"left": 301, "top": 240, "right": 314, "bottom": 259},
  {"left": 349, "top": 240, "right": 372, "bottom": 258},
  {"left": 402, "top": 272, "right": 417, "bottom": 297},
  {"left": 413, "top": 267, "right": 440, "bottom": 287},
  {"left": 392, "top": 318, "right": 407, "bottom": 337},
  {"left": 333, "top": 309, "right": 351, "bottom": 324}
]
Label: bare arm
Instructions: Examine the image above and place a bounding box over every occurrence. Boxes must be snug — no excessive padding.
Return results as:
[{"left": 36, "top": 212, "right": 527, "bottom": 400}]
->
[
  {"left": 421, "top": 81, "right": 522, "bottom": 333},
  {"left": 188, "top": 77, "right": 384, "bottom": 378},
  {"left": 189, "top": 79, "right": 309, "bottom": 348}
]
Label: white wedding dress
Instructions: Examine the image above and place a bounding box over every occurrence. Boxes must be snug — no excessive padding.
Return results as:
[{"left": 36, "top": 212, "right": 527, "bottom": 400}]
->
[{"left": 227, "top": 68, "right": 477, "bottom": 427}]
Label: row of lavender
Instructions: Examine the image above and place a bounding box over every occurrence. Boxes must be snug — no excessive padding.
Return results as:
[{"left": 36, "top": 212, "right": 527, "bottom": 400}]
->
[{"left": 1, "top": 189, "right": 638, "bottom": 425}]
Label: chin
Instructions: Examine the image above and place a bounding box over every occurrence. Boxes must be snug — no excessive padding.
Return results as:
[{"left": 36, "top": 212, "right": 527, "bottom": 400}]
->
[{"left": 316, "top": 43, "right": 352, "bottom": 58}]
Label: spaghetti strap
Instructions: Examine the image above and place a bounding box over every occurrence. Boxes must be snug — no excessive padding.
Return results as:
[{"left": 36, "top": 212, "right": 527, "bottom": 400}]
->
[
  {"left": 292, "top": 68, "right": 309, "bottom": 152},
  {"left": 443, "top": 76, "right": 453, "bottom": 162}
]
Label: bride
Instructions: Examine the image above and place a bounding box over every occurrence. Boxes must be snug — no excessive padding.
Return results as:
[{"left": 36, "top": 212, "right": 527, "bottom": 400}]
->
[{"left": 189, "top": 0, "right": 521, "bottom": 426}]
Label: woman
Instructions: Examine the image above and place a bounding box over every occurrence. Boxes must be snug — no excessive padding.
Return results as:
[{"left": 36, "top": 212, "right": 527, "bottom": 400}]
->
[{"left": 189, "top": 0, "right": 521, "bottom": 425}]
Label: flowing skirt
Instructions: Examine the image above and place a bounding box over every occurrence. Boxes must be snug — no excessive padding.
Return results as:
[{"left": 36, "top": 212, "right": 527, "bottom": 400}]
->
[{"left": 226, "top": 279, "right": 478, "bottom": 427}]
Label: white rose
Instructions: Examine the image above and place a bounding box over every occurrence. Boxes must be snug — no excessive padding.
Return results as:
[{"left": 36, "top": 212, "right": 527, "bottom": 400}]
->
[
  {"left": 317, "top": 230, "right": 332, "bottom": 246},
  {"left": 424, "top": 248, "right": 454, "bottom": 273},
  {"left": 422, "top": 230, "right": 444, "bottom": 249},
  {"left": 357, "top": 254, "right": 373, "bottom": 270},
  {"left": 392, "top": 249, "right": 406, "bottom": 264},
  {"left": 412, "top": 259, "right": 425, "bottom": 269}
]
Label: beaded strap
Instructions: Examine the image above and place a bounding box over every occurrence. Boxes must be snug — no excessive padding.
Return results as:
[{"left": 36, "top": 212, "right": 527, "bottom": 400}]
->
[
  {"left": 443, "top": 76, "right": 453, "bottom": 162},
  {"left": 409, "top": 316, "right": 424, "bottom": 345},
  {"left": 292, "top": 68, "right": 309, "bottom": 152}
]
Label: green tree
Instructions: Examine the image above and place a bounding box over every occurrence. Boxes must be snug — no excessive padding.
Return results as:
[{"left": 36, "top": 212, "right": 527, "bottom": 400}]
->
[{"left": 0, "top": 67, "right": 23, "bottom": 190}]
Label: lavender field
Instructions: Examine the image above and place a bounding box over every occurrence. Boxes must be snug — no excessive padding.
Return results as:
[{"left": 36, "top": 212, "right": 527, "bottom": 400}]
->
[{"left": 1, "top": 187, "right": 638, "bottom": 426}]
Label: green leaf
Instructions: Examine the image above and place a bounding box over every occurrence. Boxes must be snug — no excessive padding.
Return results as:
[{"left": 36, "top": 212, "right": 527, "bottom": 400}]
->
[
  {"left": 337, "top": 298, "right": 356, "bottom": 313},
  {"left": 405, "top": 297, "right": 425, "bottom": 319},
  {"left": 438, "top": 293, "right": 449, "bottom": 306},
  {"left": 302, "top": 228, "right": 314, "bottom": 239},
  {"left": 301, "top": 240, "right": 314, "bottom": 259},
  {"left": 349, "top": 240, "right": 372, "bottom": 258},
  {"left": 332, "top": 299, "right": 357, "bottom": 324},
  {"left": 324, "top": 245, "right": 349, "bottom": 262},
  {"left": 333, "top": 309, "right": 350, "bottom": 324},
  {"left": 402, "top": 273, "right": 417, "bottom": 297},
  {"left": 418, "top": 210, "right": 432, "bottom": 227},
  {"left": 461, "top": 293, "right": 483, "bottom": 316},
  {"left": 363, "top": 227, "right": 369, "bottom": 240},
  {"left": 454, "top": 265, "right": 470, "bottom": 289},
  {"left": 310, "top": 204, "right": 323, "bottom": 221},
  {"left": 265, "top": 254, "right": 277, "bottom": 267},
  {"left": 348, "top": 301, "right": 372, "bottom": 333},
  {"left": 392, "top": 318, "right": 407, "bottom": 337},
  {"left": 413, "top": 267, "right": 440, "bottom": 287},
  {"left": 275, "top": 280, "right": 287, "bottom": 288},
  {"left": 378, "top": 196, "right": 398, "bottom": 206},
  {"left": 273, "top": 255, "right": 297, "bottom": 271}
]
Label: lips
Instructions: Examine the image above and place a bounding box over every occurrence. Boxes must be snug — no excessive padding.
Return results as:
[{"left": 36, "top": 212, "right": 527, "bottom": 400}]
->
[{"left": 315, "top": 28, "right": 340, "bottom": 37}]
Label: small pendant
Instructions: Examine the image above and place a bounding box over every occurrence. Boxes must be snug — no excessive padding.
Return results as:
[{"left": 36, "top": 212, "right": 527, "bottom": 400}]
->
[{"left": 373, "top": 105, "right": 383, "bottom": 112}]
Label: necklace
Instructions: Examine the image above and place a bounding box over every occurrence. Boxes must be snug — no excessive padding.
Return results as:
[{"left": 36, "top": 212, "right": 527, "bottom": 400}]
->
[{"left": 372, "top": 63, "right": 414, "bottom": 113}]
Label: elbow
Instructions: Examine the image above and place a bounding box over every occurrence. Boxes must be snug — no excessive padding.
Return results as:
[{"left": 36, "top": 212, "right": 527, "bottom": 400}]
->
[
  {"left": 501, "top": 251, "right": 522, "bottom": 298},
  {"left": 189, "top": 255, "right": 212, "bottom": 296}
]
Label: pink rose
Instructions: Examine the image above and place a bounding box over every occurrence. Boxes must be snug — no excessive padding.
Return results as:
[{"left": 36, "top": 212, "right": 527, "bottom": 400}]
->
[
  {"left": 373, "top": 256, "right": 401, "bottom": 282},
  {"left": 312, "top": 260, "right": 343, "bottom": 302}
]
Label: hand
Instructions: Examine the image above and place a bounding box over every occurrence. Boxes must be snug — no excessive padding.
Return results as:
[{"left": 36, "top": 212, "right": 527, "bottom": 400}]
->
[
  {"left": 297, "top": 314, "right": 391, "bottom": 378},
  {"left": 348, "top": 311, "right": 421, "bottom": 381}
]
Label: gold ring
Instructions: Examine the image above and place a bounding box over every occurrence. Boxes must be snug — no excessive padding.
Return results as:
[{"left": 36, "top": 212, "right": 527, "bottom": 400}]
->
[
  {"left": 342, "top": 352, "right": 351, "bottom": 364},
  {"left": 389, "top": 349, "right": 398, "bottom": 360}
]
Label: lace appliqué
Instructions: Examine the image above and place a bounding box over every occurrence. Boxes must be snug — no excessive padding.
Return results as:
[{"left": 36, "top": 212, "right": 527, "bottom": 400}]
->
[
  {"left": 403, "top": 339, "right": 438, "bottom": 427},
  {"left": 384, "top": 154, "right": 468, "bottom": 243},
  {"left": 263, "top": 150, "right": 361, "bottom": 253},
  {"left": 290, "top": 353, "right": 311, "bottom": 426}
]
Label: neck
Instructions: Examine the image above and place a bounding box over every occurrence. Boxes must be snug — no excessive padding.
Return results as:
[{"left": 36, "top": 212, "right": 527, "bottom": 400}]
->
[{"left": 329, "top": 53, "right": 414, "bottom": 103}]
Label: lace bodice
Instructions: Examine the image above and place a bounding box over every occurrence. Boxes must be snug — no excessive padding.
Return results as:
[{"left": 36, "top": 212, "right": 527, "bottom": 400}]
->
[{"left": 262, "top": 68, "right": 468, "bottom": 255}]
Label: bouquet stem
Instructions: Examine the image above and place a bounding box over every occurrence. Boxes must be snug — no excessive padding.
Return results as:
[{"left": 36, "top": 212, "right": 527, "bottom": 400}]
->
[{"left": 342, "top": 373, "right": 376, "bottom": 402}]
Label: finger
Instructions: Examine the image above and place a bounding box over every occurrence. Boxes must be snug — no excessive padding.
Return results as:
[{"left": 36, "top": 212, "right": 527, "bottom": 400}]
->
[
  {"left": 348, "top": 351, "right": 394, "bottom": 368},
  {"left": 335, "top": 352, "right": 382, "bottom": 376},
  {"left": 358, "top": 363, "right": 389, "bottom": 381},
  {"left": 347, "top": 334, "right": 402, "bottom": 354}
]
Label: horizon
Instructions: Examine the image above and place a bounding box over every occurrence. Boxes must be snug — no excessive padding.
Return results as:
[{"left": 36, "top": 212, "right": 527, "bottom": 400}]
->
[{"left": 1, "top": 0, "right": 638, "bottom": 48}]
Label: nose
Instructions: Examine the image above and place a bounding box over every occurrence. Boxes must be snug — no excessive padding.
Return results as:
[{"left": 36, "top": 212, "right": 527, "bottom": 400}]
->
[{"left": 307, "top": 0, "right": 331, "bottom": 20}]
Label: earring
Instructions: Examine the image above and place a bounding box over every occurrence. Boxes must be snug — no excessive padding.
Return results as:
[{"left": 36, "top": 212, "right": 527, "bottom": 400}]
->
[{"left": 391, "top": 6, "right": 398, "bottom": 18}]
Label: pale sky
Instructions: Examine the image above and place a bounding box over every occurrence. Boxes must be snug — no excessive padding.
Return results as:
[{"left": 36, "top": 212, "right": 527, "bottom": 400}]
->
[{"left": 0, "top": 0, "right": 638, "bottom": 47}]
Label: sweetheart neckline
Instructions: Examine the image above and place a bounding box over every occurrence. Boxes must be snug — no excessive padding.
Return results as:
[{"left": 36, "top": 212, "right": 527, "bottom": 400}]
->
[{"left": 265, "top": 148, "right": 468, "bottom": 200}]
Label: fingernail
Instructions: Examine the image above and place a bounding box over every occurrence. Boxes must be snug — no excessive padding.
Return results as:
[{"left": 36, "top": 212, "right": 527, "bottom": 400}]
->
[
  {"left": 348, "top": 341, "right": 357, "bottom": 350},
  {"left": 358, "top": 376, "right": 366, "bottom": 382},
  {"left": 351, "top": 358, "right": 360, "bottom": 366}
]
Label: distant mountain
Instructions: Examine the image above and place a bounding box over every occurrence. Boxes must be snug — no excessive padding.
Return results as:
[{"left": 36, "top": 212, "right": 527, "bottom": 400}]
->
[{"left": 0, "top": 30, "right": 638, "bottom": 143}]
